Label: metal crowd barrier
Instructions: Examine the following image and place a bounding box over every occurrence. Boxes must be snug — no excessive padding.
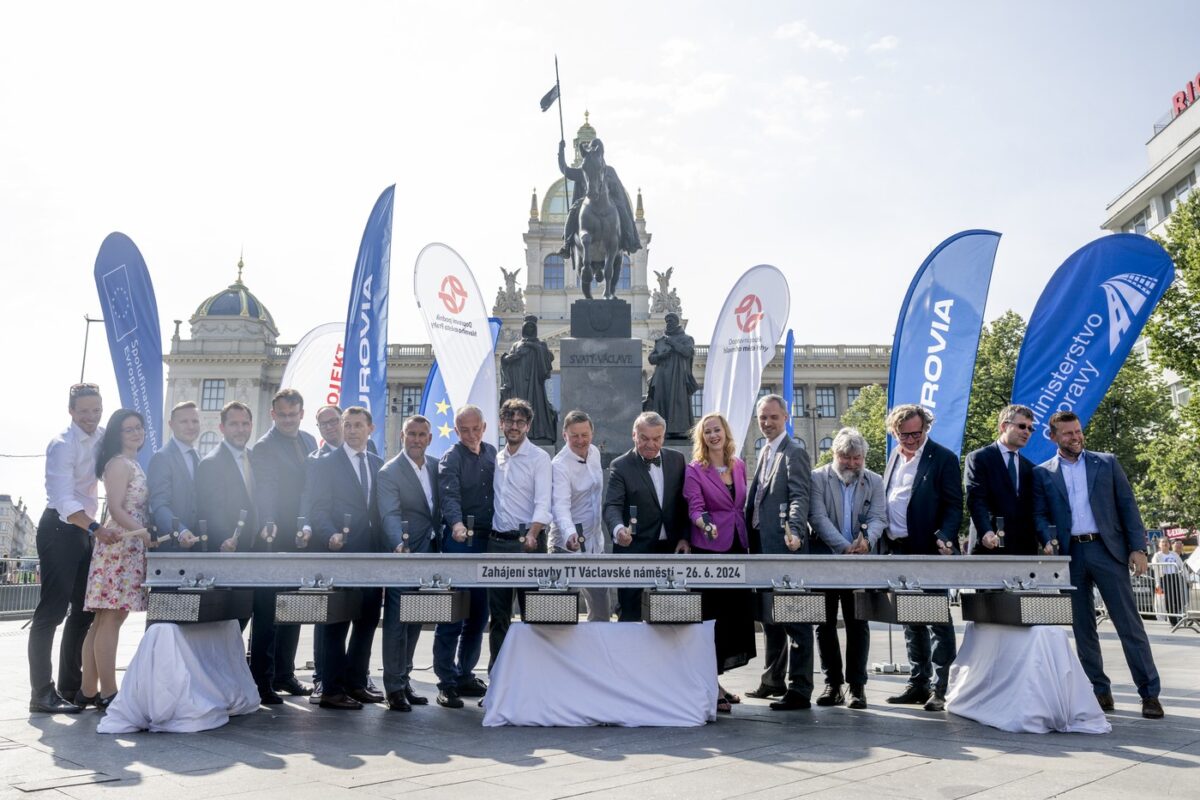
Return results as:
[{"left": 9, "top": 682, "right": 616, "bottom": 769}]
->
[
  {"left": 0, "top": 558, "right": 41, "bottom": 619},
  {"left": 1092, "top": 562, "right": 1199, "bottom": 633}
]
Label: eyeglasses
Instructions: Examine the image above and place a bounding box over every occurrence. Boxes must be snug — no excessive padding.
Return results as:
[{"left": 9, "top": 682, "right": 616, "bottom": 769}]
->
[
  {"left": 896, "top": 430, "right": 924, "bottom": 440},
  {"left": 1005, "top": 421, "right": 1035, "bottom": 431},
  {"left": 501, "top": 417, "right": 530, "bottom": 427},
  {"left": 317, "top": 417, "right": 341, "bottom": 429}
]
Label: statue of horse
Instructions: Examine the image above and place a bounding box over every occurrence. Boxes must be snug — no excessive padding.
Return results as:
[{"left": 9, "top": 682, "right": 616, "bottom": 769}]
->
[{"left": 571, "top": 142, "right": 623, "bottom": 300}]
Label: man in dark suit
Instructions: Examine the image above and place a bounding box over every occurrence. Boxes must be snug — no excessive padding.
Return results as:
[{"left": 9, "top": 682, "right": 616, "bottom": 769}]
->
[
  {"left": 307, "top": 406, "right": 384, "bottom": 710},
  {"left": 742, "top": 394, "right": 813, "bottom": 711},
  {"left": 248, "top": 389, "right": 318, "bottom": 700},
  {"left": 809, "top": 427, "right": 886, "bottom": 710},
  {"left": 964, "top": 404, "right": 1038, "bottom": 555},
  {"left": 195, "top": 401, "right": 258, "bottom": 555},
  {"left": 603, "top": 411, "right": 690, "bottom": 622},
  {"left": 881, "top": 403, "right": 962, "bottom": 712},
  {"left": 299, "top": 403, "right": 343, "bottom": 704},
  {"left": 1033, "top": 410, "right": 1163, "bottom": 719},
  {"left": 147, "top": 401, "right": 202, "bottom": 551},
  {"left": 378, "top": 415, "right": 440, "bottom": 712}
]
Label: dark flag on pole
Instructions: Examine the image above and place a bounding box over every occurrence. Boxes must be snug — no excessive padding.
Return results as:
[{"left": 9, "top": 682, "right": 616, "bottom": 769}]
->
[{"left": 539, "top": 83, "right": 560, "bottom": 112}]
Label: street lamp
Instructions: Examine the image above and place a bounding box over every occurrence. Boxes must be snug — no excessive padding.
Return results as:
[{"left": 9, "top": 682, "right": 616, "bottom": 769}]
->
[
  {"left": 80, "top": 314, "right": 105, "bottom": 382},
  {"left": 805, "top": 403, "right": 821, "bottom": 454}
]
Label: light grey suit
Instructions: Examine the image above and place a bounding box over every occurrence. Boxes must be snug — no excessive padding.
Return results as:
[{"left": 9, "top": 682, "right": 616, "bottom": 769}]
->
[
  {"left": 378, "top": 453, "right": 442, "bottom": 697},
  {"left": 1033, "top": 450, "right": 1160, "bottom": 699}
]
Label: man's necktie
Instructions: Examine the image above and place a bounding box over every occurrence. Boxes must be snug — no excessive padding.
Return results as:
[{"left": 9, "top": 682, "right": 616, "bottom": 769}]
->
[
  {"left": 752, "top": 445, "right": 772, "bottom": 529},
  {"left": 1007, "top": 450, "right": 1018, "bottom": 492},
  {"left": 241, "top": 452, "right": 255, "bottom": 496},
  {"left": 357, "top": 452, "right": 370, "bottom": 504},
  {"left": 187, "top": 449, "right": 199, "bottom": 478}
]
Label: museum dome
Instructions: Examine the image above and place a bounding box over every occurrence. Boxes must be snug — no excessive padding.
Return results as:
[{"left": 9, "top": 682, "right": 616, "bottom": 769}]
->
[{"left": 191, "top": 257, "right": 278, "bottom": 333}]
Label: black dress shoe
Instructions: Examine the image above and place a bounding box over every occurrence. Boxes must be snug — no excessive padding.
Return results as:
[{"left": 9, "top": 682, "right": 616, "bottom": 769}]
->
[
  {"left": 923, "top": 691, "right": 946, "bottom": 712},
  {"left": 437, "top": 687, "right": 464, "bottom": 709},
  {"left": 769, "top": 690, "right": 811, "bottom": 711},
  {"left": 386, "top": 691, "right": 412, "bottom": 712},
  {"left": 848, "top": 685, "right": 867, "bottom": 709},
  {"left": 1142, "top": 697, "right": 1164, "bottom": 719},
  {"left": 886, "top": 685, "right": 931, "bottom": 705},
  {"left": 1096, "top": 691, "right": 1115, "bottom": 712},
  {"left": 73, "top": 691, "right": 100, "bottom": 709},
  {"left": 746, "top": 683, "right": 786, "bottom": 699},
  {"left": 455, "top": 676, "right": 487, "bottom": 697},
  {"left": 30, "top": 687, "right": 82, "bottom": 715},
  {"left": 96, "top": 692, "right": 118, "bottom": 710},
  {"left": 816, "top": 684, "right": 845, "bottom": 707},
  {"left": 273, "top": 676, "right": 313, "bottom": 696},
  {"left": 319, "top": 693, "right": 363, "bottom": 710},
  {"left": 259, "top": 690, "right": 284, "bottom": 705},
  {"left": 348, "top": 687, "right": 384, "bottom": 704},
  {"left": 404, "top": 687, "right": 428, "bottom": 706}
]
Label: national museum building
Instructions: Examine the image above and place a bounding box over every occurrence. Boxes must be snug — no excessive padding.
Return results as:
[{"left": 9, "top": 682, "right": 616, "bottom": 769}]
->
[{"left": 163, "top": 117, "right": 890, "bottom": 461}]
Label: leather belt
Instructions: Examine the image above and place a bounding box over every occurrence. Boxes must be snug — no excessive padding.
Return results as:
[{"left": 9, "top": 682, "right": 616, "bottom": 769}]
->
[
  {"left": 1072, "top": 534, "right": 1099, "bottom": 543},
  {"left": 491, "top": 530, "right": 522, "bottom": 541}
]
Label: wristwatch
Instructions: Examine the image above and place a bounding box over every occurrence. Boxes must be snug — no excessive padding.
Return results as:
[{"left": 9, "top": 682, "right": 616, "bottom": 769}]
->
[{"left": 87, "top": 521, "right": 100, "bottom": 533}]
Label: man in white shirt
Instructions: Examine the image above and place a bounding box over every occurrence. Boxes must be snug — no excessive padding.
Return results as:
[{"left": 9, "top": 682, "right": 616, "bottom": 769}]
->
[
  {"left": 28, "top": 383, "right": 117, "bottom": 714},
  {"left": 551, "top": 410, "right": 609, "bottom": 621},
  {"left": 487, "top": 398, "right": 552, "bottom": 670}
]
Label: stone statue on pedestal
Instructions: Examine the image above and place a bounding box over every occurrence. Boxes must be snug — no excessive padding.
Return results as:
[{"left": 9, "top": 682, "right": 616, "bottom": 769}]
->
[
  {"left": 643, "top": 313, "right": 699, "bottom": 438},
  {"left": 500, "top": 315, "right": 558, "bottom": 444}
]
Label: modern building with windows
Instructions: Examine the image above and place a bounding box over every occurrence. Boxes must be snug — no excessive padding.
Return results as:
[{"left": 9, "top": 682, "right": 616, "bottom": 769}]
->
[
  {"left": 163, "top": 116, "right": 890, "bottom": 463},
  {"left": 1102, "top": 70, "right": 1200, "bottom": 407}
]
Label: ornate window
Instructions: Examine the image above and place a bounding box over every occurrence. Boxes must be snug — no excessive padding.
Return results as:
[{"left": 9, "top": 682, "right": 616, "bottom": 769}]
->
[
  {"left": 819, "top": 436, "right": 833, "bottom": 455},
  {"left": 201, "top": 379, "right": 226, "bottom": 411},
  {"left": 847, "top": 386, "right": 863, "bottom": 408},
  {"left": 691, "top": 389, "right": 704, "bottom": 421},
  {"left": 198, "top": 431, "right": 220, "bottom": 457},
  {"left": 544, "top": 254, "right": 565, "bottom": 290},
  {"left": 815, "top": 387, "right": 836, "bottom": 418}
]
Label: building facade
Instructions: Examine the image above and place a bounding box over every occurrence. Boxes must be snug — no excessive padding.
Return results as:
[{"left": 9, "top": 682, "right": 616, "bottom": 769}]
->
[
  {"left": 0, "top": 495, "right": 36, "bottom": 558},
  {"left": 163, "top": 116, "right": 890, "bottom": 463},
  {"left": 1102, "top": 68, "right": 1200, "bottom": 407}
]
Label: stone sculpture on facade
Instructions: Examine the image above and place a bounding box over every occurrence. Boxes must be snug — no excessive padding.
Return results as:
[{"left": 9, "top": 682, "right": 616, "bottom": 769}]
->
[
  {"left": 643, "top": 312, "right": 699, "bottom": 439},
  {"left": 650, "top": 267, "right": 682, "bottom": 315},
  {"left": 500, "top": 315, "right": 558, "bottom": 444},
  {"left": 493, "top": 267, "right": 525, "bottom": 315}
]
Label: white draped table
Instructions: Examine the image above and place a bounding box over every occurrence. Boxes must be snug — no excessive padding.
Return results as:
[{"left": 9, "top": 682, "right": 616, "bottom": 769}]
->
[
  {"left": 483, "top": 621, "right": 718, "bottom": 727},
  {"left": 98, "top": 620, "right": 260, "bottom": 734},
  {"left": 946, "top": 622, "right": 1110, "bottom": 734}
]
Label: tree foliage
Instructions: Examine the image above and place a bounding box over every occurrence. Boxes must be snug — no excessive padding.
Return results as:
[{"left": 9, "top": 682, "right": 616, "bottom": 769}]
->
[
  {"left": 1145, "top": 188, "right": 1200, "bottom": 384},
  {"left": 1141, "top": 393, "right": 1200, "bottom": 530},
  {"left": 962, "top": 311, "right": 1026, "bottom": 457},
  {"left": 815, "top": 383, "right": 887, "bottom": 475}
]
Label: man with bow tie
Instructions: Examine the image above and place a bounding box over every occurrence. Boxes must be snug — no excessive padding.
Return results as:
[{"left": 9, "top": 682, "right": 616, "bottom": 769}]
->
[{"left": 603, "top": 411, "right": 690, "bottom": 622}]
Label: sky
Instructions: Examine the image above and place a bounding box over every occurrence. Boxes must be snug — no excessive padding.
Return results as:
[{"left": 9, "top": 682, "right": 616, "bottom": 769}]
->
[{"left": 1, "top": 1, "right": 1197, "bottom": 520}]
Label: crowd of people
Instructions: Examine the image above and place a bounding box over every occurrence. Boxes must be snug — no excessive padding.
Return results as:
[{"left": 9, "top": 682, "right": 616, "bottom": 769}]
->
[{"left": 26, "top": 383, "right": 1168, "bottom": 721}]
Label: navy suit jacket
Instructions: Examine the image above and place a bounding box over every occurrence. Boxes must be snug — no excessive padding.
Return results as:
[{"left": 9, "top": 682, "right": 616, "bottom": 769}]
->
[
  {"left": 1032, "top": 450, "right": 1146, "bottom": 564},
  {"left": 147, "top": 440, "right": 197, "bottom": 551},
  {"left": 603, "top": 448, "right": 689, "bottom": 552},
  {"left": 308, "top": 446, "right": 384, "bottom": 552},
  {"left": 882, "top": 437, "right": 963, "bottom": 555},
  {"left": 964, "top": 443, "right": 1037, "bottom": 555},
  {"left": 377, "top": 454, "right": 441, "bottom": 553},
  {"left": 194, "top": 442, "right": 258, "bottom": 552},
  {"left": 250, "top": 426, "right": 318, "bottom": 552}
]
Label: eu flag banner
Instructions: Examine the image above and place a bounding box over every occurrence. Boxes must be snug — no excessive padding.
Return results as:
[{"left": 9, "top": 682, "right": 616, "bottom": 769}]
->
[
  {"left": 887, "top": 230, "right": 1001, "bottom": 457},
  {"left": 1011, "top": 234, "right": 1174, "bottom": 464},
  {"left": 343, "top": 185, "right": 394, "bottom": 456},
  {"left": 420, "top": 318, "right": 503, "bottom": 459},
  {"left": 782, "top": 329, "right": 796, "bottom": 438},
  {"left": 93, "top": 232, "right": 164, "bottom": 472}
]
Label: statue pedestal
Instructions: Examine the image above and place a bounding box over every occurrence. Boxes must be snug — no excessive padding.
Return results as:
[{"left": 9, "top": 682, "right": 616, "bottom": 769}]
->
[{"left": 560, "top": 301, "right": 642, "bottom": 468}]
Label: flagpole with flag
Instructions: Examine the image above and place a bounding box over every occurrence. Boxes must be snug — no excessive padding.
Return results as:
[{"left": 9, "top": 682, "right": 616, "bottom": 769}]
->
[
  {"left": 782, "top": 329, "right": 796, "bottom": 438},
  {"left": 541, "top": 57, "right": 573, "bottom": 278}
]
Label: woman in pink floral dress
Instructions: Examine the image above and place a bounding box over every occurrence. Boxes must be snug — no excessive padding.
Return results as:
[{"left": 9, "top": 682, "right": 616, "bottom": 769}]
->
[{"left": 79, "top": 409, "right": 152, "bottom": 708}]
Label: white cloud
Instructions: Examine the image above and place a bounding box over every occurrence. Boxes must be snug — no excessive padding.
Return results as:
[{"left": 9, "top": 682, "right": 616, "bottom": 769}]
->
[
  {"left": 867, "top": 35, "right": 900, "bottom": 52},
  {"left": 773, "top": 20, "right": 849, "bottom": 57}
]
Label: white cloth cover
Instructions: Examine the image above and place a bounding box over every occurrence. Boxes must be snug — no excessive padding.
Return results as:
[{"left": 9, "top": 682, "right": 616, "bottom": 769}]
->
[
  {"left": 483, "top": 621, "right": 718, "bottom": 727},
  {"left": 946, "top": 622, "right": 1111, "bottom": 735},
  {"left": 98, "top": 620, "right": 260, "bottom": 734}
]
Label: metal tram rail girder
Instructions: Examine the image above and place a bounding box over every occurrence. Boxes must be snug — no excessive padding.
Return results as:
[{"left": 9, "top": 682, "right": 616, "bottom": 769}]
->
[{"left": 146, "top": 553, "right": 1072, "bottom": 591}]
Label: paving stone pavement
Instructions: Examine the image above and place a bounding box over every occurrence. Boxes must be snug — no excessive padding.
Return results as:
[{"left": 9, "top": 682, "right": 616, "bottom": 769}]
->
[{"left": 1, "top": 612, "right": 1196, "bottom": 799}]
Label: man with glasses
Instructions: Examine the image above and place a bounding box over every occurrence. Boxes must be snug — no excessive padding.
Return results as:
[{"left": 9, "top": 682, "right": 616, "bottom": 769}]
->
[
  {"left": 1033, "top": 411, "right": 1163, "bottom": 719},
  {"left": 881, "top": 404, "right": 962, "bottom": 712},
  {"left": 964, "top": 405, "right": 1039, "bottom": 555},
  {"left": 28, "top": 384, "right": 116, "bottom": 714},
  {"left": 487, "top": 398, "right": 552, "bottom": 670}
]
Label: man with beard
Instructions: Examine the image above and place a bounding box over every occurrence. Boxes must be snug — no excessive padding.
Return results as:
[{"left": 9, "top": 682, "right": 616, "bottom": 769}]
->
[{"left": 808, "top": 428, "right": 886, "bottom": 709}]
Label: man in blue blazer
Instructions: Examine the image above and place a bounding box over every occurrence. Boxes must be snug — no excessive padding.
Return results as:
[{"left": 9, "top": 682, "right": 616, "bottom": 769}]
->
[
  {"left": 1033, "top": 410, "right": 1163, "bottom": 719},
  {"left": 881, "top": 404, "right": 962, "bottom": 712},
  {"left": 248, "top": 389, "right": 318, "bottom": 700},
  {"left": 964, "top": 404, "right": 1038, "bottom": 555},
  {"left": 147, "top": 401, "right": 202, "bottom": 551},
  {"left": 308, "top": 406, "right": 384, "bottom": 710},
  {"left": 194, "top": 401, "right": 258, "bottom": 554},
  {"left": 377, "top": 415, "right": 441, "bottom": 712}
]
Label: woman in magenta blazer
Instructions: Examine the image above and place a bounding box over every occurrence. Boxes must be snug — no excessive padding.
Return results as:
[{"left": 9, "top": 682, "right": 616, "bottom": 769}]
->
[{"left": 683, "top": 412, "right": 757, "bottom": 713}]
